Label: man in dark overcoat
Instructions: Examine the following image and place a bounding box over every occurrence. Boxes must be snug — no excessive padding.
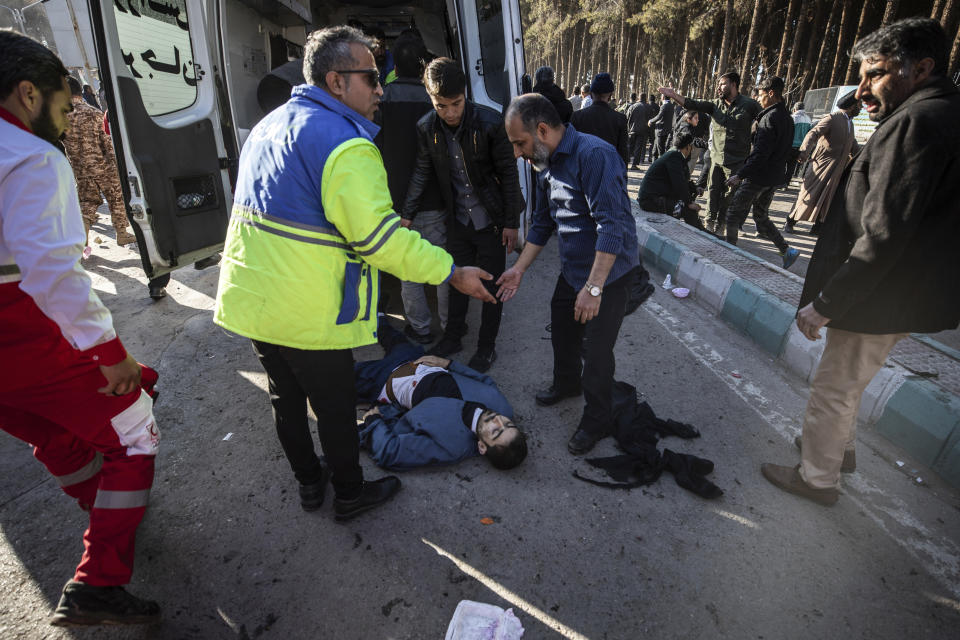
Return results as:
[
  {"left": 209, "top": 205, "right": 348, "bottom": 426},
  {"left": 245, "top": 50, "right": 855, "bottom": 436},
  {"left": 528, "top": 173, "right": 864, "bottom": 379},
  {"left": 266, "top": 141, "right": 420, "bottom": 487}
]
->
[{"left": 761, "top": 18, "right": 960, "bottom": 505}]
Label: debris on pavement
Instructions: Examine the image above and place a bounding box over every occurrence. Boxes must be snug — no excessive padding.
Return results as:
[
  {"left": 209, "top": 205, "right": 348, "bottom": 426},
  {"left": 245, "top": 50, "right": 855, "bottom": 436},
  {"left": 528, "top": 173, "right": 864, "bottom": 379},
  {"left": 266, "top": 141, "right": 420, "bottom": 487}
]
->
[{"left": 445, "top": 600, "right": 524, "bottom": 640}]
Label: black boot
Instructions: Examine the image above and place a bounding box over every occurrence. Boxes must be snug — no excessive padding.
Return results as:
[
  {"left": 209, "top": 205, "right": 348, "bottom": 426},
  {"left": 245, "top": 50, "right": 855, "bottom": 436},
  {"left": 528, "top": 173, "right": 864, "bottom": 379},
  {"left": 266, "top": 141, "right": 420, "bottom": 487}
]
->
[
  {"left": 51, "top": 580, "right": 161, "bottom": 626},
  {"left": 333, "top": 476, "right": 402, "bottom": 522}
]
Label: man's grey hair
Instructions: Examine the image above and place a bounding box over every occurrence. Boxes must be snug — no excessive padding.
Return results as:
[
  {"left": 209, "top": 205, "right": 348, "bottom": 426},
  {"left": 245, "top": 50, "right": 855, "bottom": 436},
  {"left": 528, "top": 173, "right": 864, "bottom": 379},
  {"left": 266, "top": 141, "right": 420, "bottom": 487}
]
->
[
  {"left": 303, "top": 25, "right": 374, "bottom": 88},
  {"left": 851, "top": 17, "right": 948, "bottom": 77},
  {"left": 793, "top": 102, "right": 804, "bottom": 111},
  {"left": 505, "top": 93, "right": 562, "bottom": 133}
]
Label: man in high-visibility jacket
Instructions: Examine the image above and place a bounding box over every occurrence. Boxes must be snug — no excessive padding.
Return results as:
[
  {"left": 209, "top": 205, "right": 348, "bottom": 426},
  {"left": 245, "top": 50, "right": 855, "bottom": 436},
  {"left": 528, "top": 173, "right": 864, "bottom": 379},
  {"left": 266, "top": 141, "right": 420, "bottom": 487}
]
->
[{"left": 214, "top": 25, "right": 495, "bottom": 522}]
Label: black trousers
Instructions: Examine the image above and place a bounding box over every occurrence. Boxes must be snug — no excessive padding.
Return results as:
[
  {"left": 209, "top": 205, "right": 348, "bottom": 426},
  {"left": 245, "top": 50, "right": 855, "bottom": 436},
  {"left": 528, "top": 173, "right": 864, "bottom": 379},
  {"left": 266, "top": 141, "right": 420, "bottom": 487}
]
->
[
  {"left": 652, "top": 131, "right": 669, "bottom": 160},
  {"left": 706, "top": 161, "right": 743, "bottom": 233},
  {"left": 725, "top": 179, "right": 789, "bottom": 252},
  {"left": 445, "top": 219, "right": 505, "bottom": 349},
  {"left": 627, "top": 131, "right": 648, "bottom": 166},
  {"left": 550, "top": 273, "right": 629, "bottom": 435},
  {"left": 251, "top": 340, "right": 363, "bottom": 497}
]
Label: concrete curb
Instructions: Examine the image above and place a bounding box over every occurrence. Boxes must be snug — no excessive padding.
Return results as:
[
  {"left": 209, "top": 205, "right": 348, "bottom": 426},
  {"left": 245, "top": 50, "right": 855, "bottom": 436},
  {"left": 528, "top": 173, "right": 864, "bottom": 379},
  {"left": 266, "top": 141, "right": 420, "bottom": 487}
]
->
[{"left": 635, "top": 216, "right": 960, "bottom": 488}]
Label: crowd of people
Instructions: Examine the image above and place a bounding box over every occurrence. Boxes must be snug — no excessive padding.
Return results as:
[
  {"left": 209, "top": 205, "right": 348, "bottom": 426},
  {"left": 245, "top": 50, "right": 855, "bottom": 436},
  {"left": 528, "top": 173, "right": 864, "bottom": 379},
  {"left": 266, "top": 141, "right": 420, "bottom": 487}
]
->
[{"left": 0, "top": 14, "right": 957, "bottom": 629}]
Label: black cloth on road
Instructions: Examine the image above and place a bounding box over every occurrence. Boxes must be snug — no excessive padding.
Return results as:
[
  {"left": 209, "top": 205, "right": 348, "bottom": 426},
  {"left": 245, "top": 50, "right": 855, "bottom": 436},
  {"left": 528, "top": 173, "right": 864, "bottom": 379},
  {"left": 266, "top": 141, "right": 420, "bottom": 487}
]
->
[{"left": 573, "top": 381, "right": 722, "bottom": 499}]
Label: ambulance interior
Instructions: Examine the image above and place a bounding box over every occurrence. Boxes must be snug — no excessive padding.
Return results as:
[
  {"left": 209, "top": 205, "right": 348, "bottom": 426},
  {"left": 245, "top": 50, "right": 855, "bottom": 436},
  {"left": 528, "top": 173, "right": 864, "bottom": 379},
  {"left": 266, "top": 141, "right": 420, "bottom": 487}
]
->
[{"left": 220, "top": 0, "right": 498, "bottom": 147}]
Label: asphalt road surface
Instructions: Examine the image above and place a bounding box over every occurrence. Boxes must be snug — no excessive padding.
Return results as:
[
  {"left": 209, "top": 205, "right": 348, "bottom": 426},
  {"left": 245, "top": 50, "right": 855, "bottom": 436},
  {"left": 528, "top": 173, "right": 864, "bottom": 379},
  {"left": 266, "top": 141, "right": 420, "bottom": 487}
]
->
[{"left": 1, "top": 214, "right": 958, "bottom": 639}]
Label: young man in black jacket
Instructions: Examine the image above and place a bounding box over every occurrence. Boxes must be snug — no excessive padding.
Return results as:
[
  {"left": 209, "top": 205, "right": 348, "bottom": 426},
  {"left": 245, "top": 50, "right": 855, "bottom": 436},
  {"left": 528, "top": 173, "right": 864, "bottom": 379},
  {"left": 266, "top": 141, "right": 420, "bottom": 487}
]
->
[
  {"left": 720, "top": 76, "right": 799, "bottom": 269},
  {"left": 402, "top": 58, "right": 523, "bottom": 372}
]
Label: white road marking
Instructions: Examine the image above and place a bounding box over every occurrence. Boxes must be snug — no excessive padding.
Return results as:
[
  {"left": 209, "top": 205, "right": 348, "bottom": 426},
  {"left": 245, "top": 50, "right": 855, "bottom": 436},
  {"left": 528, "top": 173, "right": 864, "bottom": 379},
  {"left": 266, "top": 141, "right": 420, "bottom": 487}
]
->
[
  {"left": 422, "top": 538, "right": 591, "bottom": 640},
  {"left": 643, "top": 300, "right": 960, "bottom": 600}
]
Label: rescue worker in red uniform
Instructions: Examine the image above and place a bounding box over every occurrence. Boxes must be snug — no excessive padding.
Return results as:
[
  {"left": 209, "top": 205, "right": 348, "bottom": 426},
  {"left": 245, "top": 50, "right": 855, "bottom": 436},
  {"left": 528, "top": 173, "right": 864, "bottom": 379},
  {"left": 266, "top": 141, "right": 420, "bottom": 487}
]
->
[{"left": 0, "top": 30, "right": 161, "bottom": 626}]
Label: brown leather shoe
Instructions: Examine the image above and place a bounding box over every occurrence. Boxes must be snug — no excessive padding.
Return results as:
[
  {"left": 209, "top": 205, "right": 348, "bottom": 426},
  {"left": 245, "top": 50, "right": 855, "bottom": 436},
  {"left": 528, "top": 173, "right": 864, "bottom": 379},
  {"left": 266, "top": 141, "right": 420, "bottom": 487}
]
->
[
  {"left": 760, "top": 463, "right": 839, "bottom": 506},
  {"left": 116, "top": 231, "right": 137, "bottom": 246},
  {"left": 793, "top": 436, "right": 856, "bottom": 473}
]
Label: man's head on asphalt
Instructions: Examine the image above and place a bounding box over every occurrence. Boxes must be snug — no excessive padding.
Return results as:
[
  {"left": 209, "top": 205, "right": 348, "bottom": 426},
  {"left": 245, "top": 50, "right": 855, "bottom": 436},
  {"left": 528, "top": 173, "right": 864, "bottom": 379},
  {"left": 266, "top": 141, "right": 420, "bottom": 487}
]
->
[
  {"left": 424, "top": 57, "right": 467, "bottom": 128},
  {"left": 0, "top": 29, "right": 72, "bottom": 146},
  {"left": 504, "top": 93, "right": 564, "bottom": 172},
  {"left": 853, "top": 17, "right": 947, "bottom": 122},
  {"left": 716, "top": 71, "right": 740, "bottom": 103},
  {"left": 474, "top": 408, "right": 527, "bottom": 470},
  {"left": 305, "top": 25, "right": 383, "bottom": 121}
]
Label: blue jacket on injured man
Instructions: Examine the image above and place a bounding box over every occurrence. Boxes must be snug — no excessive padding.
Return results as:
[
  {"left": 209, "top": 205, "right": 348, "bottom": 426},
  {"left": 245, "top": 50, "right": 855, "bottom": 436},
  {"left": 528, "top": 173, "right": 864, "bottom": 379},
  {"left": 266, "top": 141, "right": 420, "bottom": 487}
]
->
[{"left": 354, "top": 325, "right": 527, "bottom": 471}]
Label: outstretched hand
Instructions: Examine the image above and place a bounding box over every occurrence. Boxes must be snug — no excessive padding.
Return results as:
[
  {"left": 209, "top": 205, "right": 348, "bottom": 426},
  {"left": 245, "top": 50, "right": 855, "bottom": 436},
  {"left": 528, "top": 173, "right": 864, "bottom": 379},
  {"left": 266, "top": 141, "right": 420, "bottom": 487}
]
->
[
  {"left": 450, "top": 266, "right": 496, "bottom": 304},
  {"left": 659, "top": 87, "right": 679, "bottom": 101},
  {"left": 495, "top": 266, "right": 524, "bottom": 302}
]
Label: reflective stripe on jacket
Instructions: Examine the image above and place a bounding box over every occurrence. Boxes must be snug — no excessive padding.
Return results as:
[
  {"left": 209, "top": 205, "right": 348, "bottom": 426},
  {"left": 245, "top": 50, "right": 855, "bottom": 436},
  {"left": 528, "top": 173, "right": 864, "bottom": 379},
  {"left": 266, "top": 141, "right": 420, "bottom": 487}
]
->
[{"left": 215, "top": 85, "right": 454, "bottom": 350}]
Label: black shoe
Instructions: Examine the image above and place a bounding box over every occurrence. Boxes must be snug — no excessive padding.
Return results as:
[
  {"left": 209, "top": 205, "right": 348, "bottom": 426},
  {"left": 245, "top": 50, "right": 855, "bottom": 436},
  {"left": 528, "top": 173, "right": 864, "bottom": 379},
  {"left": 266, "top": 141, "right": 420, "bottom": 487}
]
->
[
  {"left": 298, "top": 464, "right": 330, "bottom": 511},
  {"left": 148, "top": 285, "right": 166, "bottom": 300},
  {"left": 427, "top": 335, "right": 462, "bottom": 357},
  {"left": 782, "top": 219, "right": 795, "bottom": 233},
  {"left": 333, "top": 476, "right": 401, "bottom": 522},
  {"left": 568, "top": 428, "right": 603, "bottom": 455},
  {"left": 535, "top": 384, "right": 582, "bottom": 406},
  {"left": 468, "top": 347, "right": 497, "bottom": 373},
  {"left": 194, "top": 253, "right": 222, "bottom": 270},
  {"left": 50, "top": 580, "right": 160, "bottom": 626},
  {"left": 403, "top": 324, "right": 434, "bottom": 345}
]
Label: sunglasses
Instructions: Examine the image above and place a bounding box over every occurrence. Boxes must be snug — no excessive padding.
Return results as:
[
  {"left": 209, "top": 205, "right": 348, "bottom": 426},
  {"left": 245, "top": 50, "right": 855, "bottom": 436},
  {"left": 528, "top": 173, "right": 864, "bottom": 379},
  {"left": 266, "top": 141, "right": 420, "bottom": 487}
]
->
[{"left": 334, "top": 68, "right": 380, "bottom": 89}]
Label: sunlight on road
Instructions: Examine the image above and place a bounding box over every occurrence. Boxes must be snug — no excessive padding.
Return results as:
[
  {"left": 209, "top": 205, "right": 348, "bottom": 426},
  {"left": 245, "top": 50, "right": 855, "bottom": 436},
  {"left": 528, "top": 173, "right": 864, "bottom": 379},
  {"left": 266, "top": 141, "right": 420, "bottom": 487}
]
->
[
  {"left": 422, "top": 538, "right": 592, "bottom": 640},
  {"left": 711, "top": 509, "right": 760, "bottom": 530}
]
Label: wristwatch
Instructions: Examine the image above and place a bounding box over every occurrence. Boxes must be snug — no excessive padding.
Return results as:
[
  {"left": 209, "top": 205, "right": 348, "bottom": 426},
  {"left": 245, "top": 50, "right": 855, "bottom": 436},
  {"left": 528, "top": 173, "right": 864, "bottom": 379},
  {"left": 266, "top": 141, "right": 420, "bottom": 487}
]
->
[{"left": 585, "top": 282, "right": 602, "bottom": 297}]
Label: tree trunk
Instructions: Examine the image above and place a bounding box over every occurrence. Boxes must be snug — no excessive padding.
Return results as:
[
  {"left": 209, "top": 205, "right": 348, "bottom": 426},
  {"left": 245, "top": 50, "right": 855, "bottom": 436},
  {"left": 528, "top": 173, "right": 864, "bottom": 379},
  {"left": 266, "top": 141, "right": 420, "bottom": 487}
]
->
[
  {"left": 740, "top": 0, "right": 763, "bottom": 90},
  {"left": 776, "top": 0, "right": 800, "bottom": 76},
  {"left": 786, "top": 0, "right": 810, "bottom": 89},
  {"left": 951, "top": 16, "right": 960, "bottom": 76},
  {"left": 881, "top": 0, "right": 899, "bottom": 26},
  {"left": 811, "top": 0, "right": 842, "bottom": 89},
  {"left": 800, "top": 0, "right": 827, "bottom": 94},
  {"left": 679, "top": 16, "right": 692, "bottom": 92},
  {"left": 717, "top": 0, "right": 735, "bottom": 75},
  {"left": 940, "top": 0, "right": 957, "bottom": 30},
  {"left": 829, "top": 0, "right": 856, "bottom": 86},
  {"left": 844, "top": 0, "right": 874, "bottom": 83},
  {"left": 933, "top": 0, "right": 945, "bottom": 20},
  {"left": 576, "top": 21, "right": 589, "bottom": 89}
]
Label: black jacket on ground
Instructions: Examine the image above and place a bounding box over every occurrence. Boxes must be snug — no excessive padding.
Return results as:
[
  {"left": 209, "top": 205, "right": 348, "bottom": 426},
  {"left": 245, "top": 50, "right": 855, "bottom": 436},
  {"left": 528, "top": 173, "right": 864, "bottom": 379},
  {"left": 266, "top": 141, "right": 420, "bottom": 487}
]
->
[
  {"left": 403, "top": 101, "right": 523, "bottom": 229},
  {"left": 374, "top": 78, "right": 442, "bottom": 212},
  {"left": 570, "top": 101, "right": 629, "bottom": 164},
  {"left": 534, "top": 81, "right": 574, "bottom": 123},
  {"left": 800, "top": 77, "right": 960, "bottom": 335},
  {"left": 637, "top": 149, "right": 696, "bottom": 210},
  {"left": 736, "top": 101, "right": 792, "bottom": 186}
]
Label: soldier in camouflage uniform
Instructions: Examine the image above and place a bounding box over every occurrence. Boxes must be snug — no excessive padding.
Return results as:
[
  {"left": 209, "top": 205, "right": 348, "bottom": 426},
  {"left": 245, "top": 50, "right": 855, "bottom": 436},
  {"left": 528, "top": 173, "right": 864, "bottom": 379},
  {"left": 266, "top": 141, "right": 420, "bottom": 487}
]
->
[{"left": 63, "top": 76, "right": 135, "bottom": 246}]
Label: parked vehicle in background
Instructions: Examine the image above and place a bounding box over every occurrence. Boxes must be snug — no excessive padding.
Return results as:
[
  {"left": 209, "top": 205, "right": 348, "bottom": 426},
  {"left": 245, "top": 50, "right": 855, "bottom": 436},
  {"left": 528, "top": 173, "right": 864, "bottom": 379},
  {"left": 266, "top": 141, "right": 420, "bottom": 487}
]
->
[{"left": 802, "top": 85, "right": 877, "bottom": 145}]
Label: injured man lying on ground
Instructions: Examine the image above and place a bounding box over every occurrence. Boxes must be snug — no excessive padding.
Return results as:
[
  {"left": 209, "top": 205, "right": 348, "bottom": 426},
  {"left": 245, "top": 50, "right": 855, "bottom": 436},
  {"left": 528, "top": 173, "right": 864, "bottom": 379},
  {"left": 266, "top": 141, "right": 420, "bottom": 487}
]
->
[{"left": 353, "top": 322, "right": 528, "bottom": 471}]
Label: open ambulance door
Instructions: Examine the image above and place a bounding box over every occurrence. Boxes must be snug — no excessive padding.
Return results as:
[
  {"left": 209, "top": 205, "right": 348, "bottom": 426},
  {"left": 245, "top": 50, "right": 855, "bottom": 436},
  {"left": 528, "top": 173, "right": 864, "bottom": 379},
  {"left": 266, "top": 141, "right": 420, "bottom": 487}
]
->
[
  {"left": 87, "top": 0, "right": 233, "bottom": 279},
  {"left": 453, "top": 0, "right": 533, "bottom": 238}
]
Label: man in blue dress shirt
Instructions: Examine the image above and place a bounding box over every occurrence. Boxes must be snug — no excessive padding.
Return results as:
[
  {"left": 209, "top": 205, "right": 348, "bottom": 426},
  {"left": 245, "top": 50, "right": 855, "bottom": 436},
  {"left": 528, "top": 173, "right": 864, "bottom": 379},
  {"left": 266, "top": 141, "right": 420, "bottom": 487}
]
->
[{"left": 497, "top": 93, "right": 639, "bottom": 455}]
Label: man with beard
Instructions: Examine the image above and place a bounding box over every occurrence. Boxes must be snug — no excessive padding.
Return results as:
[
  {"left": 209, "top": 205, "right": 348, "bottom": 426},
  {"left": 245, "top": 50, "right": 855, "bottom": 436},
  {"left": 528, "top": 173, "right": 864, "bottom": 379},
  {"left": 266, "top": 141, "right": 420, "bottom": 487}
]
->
[
  {"left": 659, "top": 72, "right": 761, "bottom": 235},
  {"left": 761, "top": 18, "right": 960, "bottom": 505},
  {"left": 498, "top": 93, "right": 639, "bottom": 456},
  {"left": 0, "top": 29, "right": 161, "bottom": 625}
]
